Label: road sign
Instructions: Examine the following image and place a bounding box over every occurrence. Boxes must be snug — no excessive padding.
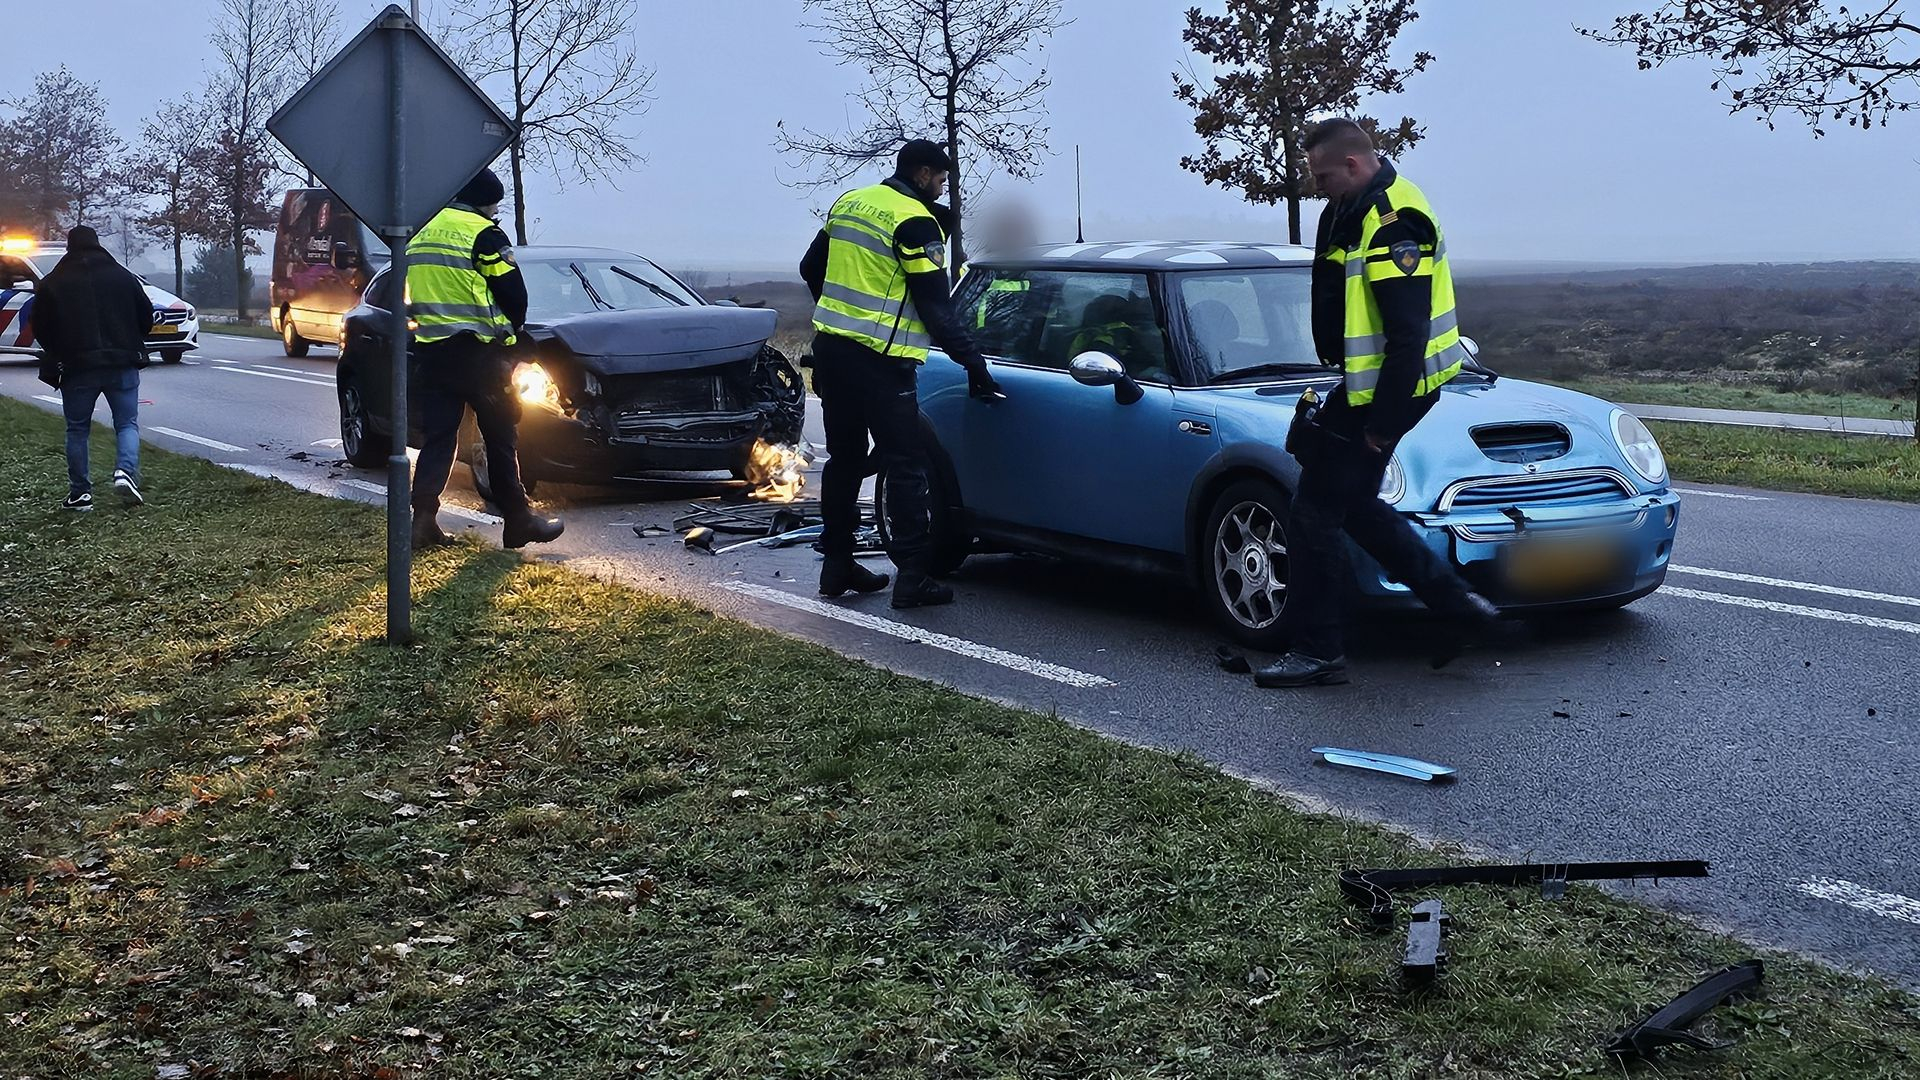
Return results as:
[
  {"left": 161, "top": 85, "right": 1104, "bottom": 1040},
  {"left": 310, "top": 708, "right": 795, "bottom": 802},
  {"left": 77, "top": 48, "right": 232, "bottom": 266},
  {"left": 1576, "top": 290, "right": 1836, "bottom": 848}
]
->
[
  {"left": 268, "top": 5, "right": 517, "bottom": 645},
  {"left": 268, "top": 4, "right": 516, "bottom": 234}
]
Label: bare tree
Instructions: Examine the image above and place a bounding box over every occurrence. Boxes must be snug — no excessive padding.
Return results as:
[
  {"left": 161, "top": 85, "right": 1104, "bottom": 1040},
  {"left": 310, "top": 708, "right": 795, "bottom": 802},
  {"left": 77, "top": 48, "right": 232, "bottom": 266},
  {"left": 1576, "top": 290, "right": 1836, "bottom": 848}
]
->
[
  {"left": 1583, "top": 1, "right": 1920, "bottom": 135},
  {"left": 0, "top": 67, "right": 124, "bottom": 237},
  {"left": 774, "top": 0, "right": 1068, "bottom": 251},
  {"left": 200, "top": 0, "right": 291, "bottom": 320},
  {"left": 1173, "top": 0, "right": 1431, "bottom": 245},
  {"left": 444, "top": 0, "right": 653, "bottom": 245},
  {"left": 128, "top": 95, "right": 218, "bottom": 296},
  {"left": 278, "top": 0, "right": 344, "bottom": 185}
]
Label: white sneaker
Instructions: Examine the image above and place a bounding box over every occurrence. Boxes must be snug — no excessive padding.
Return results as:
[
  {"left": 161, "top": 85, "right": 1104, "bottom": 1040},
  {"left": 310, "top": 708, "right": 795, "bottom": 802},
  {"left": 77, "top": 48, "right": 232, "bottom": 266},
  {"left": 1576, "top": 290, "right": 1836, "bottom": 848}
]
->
[
  {"left": 112, "top": 469, "right": 143, "bottom": 507},
  {"left": 62, "top": 491, "right": 94, "bottom": 512}
]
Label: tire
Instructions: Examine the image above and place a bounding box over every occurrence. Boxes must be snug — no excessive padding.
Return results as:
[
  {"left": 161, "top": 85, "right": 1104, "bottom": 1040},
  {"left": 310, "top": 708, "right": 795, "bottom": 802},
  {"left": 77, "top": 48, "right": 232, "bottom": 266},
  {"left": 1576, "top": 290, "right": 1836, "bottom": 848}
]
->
[
  {"left": 339, "top": 373, "right": 389, "bottom": 469},
  {"left": 1199, "top": 477, "right": 1294, "bottom": 651},
  {"left": 282, "top": 312, "right": 310, "bottom": 358},
  {"left": 873, "top": 459, "right": 969, "bottom": 576},
  {"left": 157, "top": 350, "right": 184, "bottom": 365},
  {"left": 460, "top": 412, "right": 535, "bottom": 505}
]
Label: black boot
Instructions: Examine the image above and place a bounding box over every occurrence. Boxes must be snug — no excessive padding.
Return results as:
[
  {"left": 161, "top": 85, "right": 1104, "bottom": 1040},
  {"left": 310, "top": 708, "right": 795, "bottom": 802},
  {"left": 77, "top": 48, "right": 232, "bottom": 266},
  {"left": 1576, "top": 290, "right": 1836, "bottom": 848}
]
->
[
  {"left": 1430, "top": 592, "right": 1501, "bottom": 670},
  {"left": 503, "top": 513, "right": 565, "bottom": 549},
  {"left": 891, "top": 573, "right": 954, "bottom": 609},
  {"left": 412, "top": 515, "right": 454, "bottom": 550},
  {"left": 1253, "top": 651, "right": 1350, "bottom": 688},
  {"left": 819, "top": 558, "right": 890, "bottom": 598}
]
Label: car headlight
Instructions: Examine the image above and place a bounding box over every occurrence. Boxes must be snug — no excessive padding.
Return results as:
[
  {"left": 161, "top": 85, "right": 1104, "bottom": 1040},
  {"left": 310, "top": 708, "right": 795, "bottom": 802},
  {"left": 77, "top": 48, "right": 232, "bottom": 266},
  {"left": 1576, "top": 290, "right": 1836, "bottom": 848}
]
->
[
  {"left": 514, "top": 362, "right": 561, "bottom": 409},
  {"left": 1378, "top": 454, "right": 1406, "bottom": 504},
  {"left": 1611, "top": 409, "right": 1667, "bottom": 485}
]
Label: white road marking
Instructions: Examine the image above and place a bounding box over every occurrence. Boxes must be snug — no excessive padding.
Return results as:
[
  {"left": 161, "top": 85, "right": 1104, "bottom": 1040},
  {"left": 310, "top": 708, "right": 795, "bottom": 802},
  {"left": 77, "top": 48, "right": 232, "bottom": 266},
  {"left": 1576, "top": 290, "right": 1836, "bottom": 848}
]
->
[
  {"left": 311, "top": 438, "right": 344, "bottom": 449},
  {"left": 33, "top": 394, "right": 61, "bottom": 405},
  {"left": 1660, "top": 586, "right": 1920, "bottom": 635},
  {"left": 719, "top": 580, "right": 1115, "bottom": 688},
  {"left": 149, "top": 426, "right": 247, "bottom": 453},
  {"left": 1670, "top": 566, "right": 1920, "bottom": 609},
  {"left": 212, "top": 366, "right": 334, "bottom": 388},
  {"left": 1794, "top": 877, "right": 1920, "bottom": 926},
  {"left": 1671, "top": 487, "right": 1770, "bottom": 501},
  {"left": 206, "top": 357, "right": 237, "bottom": 364},
  {"left": 338, "top": 478, "right": 503, "bottom": 525},
  {"left": 254, "top": 364, "right": 332, "bottom": 378}
]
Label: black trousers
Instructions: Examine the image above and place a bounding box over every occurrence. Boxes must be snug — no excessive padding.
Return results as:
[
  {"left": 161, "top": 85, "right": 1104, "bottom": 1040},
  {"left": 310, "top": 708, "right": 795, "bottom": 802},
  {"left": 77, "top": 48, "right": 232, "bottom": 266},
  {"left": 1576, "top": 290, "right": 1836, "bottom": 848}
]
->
[
  {"left": 410, "top": 336, "right": 532, "bottom": 520},
  {"left": 811, "top": 332, "right": 929, "bottom": 573},
  {"left": 1280, "top": 403, "right": 1479, "bottom": 659}
]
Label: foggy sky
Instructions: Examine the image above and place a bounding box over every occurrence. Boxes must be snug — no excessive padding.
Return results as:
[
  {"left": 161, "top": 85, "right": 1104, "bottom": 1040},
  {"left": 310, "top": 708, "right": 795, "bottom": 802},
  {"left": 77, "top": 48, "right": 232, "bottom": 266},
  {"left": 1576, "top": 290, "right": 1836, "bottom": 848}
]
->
[{"left": 9, "top": 0, "right": 1919, "bottom": 277}]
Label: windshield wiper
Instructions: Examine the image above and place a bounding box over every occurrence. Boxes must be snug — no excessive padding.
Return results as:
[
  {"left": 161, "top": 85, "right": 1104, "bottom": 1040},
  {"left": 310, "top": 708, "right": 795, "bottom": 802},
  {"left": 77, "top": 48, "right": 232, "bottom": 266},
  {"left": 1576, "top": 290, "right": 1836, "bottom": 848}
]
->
[
  {"left": 610, "top": 265, "right": 688, "bottom": 307},
  {"left": 568, "top": 263, "right": 612, "bottom": 310},
  {"left": 1208, "top": 362, "right": 1334, "bottom": 384}
]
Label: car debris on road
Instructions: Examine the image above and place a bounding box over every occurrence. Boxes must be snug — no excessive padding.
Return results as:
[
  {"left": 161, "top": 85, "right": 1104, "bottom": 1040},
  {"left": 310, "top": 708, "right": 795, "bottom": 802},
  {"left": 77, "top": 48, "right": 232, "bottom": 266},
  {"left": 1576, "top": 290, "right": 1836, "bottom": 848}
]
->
[
  {"left": 1604, "top": 959, "right": 1764, "bottom": 1060},
  {"left": 1339, "top": 859, "right": 1712, "bottom": 931},
  {"left": 1313, "top": 746, "right": 1457, "bottom": 783},
  {"left": 1402, "top": 898, "right": 1450, "bottom": 986}
]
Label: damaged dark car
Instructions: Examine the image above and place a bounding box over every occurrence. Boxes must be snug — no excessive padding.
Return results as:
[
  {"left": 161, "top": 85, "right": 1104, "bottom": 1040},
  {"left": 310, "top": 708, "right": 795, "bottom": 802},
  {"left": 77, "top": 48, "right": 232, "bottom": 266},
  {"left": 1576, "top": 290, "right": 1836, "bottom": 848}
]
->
[{"left": 336, "top": 246, "right": 804, "bottom": 496}]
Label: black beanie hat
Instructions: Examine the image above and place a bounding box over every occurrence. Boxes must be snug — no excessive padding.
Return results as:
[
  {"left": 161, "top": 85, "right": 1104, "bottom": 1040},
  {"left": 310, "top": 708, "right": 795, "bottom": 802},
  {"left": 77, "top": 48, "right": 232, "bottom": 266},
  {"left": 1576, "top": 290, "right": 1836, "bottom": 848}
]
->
[
  {"left": 895, "top": 139, "right": 953, "bottom": 176},
  {"left": 68, "top": 225, "right": 101, "bottom": 249},
  {"left": 456, "top": 168, "right": 506, "bottom": 208}
]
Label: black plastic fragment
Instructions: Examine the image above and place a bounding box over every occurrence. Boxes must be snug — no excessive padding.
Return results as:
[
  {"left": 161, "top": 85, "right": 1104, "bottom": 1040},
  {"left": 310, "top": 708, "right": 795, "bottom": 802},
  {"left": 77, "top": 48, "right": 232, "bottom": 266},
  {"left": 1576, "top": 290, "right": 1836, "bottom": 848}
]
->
[
  {"left": 1604, "top": 960, "right": 1764, "bottom": 1059},
  {"left": 1402, "top": 898, "right": 1449, "bottom": 985},
  {"left": 1339, "top": 860, "right": 1711, "bottom": 931}
]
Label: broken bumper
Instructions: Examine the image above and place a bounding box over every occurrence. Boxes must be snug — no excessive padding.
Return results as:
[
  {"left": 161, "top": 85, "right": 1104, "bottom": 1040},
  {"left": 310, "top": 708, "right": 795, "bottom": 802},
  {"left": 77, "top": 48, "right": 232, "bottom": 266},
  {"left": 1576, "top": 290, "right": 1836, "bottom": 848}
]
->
[
  {"left": 1356, "top": 489, "right": 1682, "bottom": 609},
  {"left": 516, "top": 405, "right": 764, "bottom": 480}
]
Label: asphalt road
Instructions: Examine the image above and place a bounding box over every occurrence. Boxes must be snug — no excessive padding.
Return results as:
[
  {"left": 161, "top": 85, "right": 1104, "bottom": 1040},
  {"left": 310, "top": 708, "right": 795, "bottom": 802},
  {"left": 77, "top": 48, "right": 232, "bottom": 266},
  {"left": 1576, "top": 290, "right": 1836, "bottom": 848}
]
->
[{"left": 7, "top": 333, "right": 1919, "bottom": 986}]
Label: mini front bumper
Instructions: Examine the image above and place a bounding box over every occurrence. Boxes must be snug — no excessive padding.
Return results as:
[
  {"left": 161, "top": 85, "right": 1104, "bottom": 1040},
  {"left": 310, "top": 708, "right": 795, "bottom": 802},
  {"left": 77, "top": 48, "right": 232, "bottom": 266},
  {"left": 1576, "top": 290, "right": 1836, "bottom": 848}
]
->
[
  {"left": 514, "top": 403, "right": 765, "bottom": 480},
  {"left": 1355, "top": 489, "right": 1682, "bottom": 609}
]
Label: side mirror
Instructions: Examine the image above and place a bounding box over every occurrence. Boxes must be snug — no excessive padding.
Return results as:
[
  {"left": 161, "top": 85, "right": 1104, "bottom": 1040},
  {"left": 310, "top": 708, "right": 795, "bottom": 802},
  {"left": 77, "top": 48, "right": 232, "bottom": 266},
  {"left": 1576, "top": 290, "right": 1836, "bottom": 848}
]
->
[
  {"left": 1460, "top": 336, "right": 1480, "bottom": 362},
  {"left": 1069, "top": 350, "right": 1144, "bottom": 406},
  {"left": 331, "top": 241, "right": 352, "bottom": 270},
  {"left": 712, "top": 298, "right": 740, "bottom": 307}
]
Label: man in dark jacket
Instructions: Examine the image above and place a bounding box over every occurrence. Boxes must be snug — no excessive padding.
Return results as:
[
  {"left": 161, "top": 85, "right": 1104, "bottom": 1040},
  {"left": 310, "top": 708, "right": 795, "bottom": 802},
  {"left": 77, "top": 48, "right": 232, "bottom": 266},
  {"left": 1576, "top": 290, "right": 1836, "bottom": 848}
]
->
[{"left": 33, "top": 226, "right": 154, "bottom": 510}]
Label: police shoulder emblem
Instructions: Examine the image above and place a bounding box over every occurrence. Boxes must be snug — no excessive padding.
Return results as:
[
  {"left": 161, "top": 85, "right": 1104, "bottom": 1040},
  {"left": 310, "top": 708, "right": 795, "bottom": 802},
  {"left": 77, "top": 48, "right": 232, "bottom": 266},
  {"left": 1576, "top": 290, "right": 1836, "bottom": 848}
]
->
[
  {"left": 924, "top": 240, "right": 948, "bottom": 269},
  {"left": 1389, "top": 240, "right": 1421, "bottom": 276}
]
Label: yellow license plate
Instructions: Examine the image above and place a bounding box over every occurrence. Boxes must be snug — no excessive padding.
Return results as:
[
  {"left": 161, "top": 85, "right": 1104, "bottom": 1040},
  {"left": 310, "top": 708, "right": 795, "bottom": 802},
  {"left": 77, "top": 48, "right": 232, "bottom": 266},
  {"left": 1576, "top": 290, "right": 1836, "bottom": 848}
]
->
[
  {"left": 1504, "top": 538, "right": 1621, "bottom": 595},
  {"left": 150, "top": 324, "right": 181, "bottom": 336}
]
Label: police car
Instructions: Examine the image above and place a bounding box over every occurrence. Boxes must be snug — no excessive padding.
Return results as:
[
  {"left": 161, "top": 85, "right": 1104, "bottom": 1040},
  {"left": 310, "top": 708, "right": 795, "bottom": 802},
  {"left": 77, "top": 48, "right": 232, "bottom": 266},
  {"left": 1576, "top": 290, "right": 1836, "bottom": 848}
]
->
[{"left": 0, "top": 237, "right": 201, "bottom": 362}]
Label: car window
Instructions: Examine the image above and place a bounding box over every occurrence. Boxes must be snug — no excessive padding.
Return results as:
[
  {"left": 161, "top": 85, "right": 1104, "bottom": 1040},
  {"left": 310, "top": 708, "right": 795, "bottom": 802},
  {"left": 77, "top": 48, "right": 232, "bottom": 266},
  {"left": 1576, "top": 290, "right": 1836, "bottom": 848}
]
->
[
  {"left": 960, "top": 269, "right": 1168, "bottom": 379},
  {"left": 1177, "top": 269, "right": 1317, "bottom": 382},
  {"left": 521, "top": 259, "right": 601, "bottom": 319},
  {"left": 365, "top": 269, "right": 400, "bottom": 311},
  {"left": 570, "top": 259, "right": 700, "bottom": 311},
  {"left": 0, "top": 256, "right": 34, "bottom": 290}
]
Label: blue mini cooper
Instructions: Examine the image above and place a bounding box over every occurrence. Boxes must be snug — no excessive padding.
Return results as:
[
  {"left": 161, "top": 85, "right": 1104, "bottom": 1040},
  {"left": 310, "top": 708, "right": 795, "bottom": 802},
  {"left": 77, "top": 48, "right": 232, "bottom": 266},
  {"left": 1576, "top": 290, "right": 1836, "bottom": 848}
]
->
[{"left": 890, "top": 241, "right": 1680, "bottom": 649}]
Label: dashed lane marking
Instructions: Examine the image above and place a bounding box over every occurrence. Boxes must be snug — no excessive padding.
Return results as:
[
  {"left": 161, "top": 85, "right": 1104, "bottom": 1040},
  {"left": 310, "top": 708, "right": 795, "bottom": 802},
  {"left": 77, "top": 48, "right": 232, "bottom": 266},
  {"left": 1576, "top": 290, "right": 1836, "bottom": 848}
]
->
[
  {"left": 1671, "top": 487, "right": 1770, "bottom": 501},
  {"left": 1670, "top": 566, "right": 1920, "bottom": 609},
  {"left": 1660, "top": 586, "right": 1920, "bottom": 635},
  {"left": 1794, "top": 877, "right": 1920, "bottom": 926},
  {"left": 254, "top": 364, "right": 333, "bottom": 378},
  {"left": 719, "top": 580, "right": 1115, "bottom": 689},
  {"left": 150, "top": 426, "right": 247, "bottom": 453},
  {"left": 211, "top": 366, "right": 333, "bottom": 388}
]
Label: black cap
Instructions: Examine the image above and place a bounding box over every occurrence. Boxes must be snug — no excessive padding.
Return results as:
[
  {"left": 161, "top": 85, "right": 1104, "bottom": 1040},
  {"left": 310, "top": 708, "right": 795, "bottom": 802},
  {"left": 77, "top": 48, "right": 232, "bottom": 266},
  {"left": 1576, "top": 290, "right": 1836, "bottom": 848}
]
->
[
  {"left": 456, "top": 168, "right": 505, "bottom": 208},
  {"left": 67, "top": 225, "right": 101, "bottom": 249},
  {"left": 896, "top": 139, "right": 953, "bottom": 175}
]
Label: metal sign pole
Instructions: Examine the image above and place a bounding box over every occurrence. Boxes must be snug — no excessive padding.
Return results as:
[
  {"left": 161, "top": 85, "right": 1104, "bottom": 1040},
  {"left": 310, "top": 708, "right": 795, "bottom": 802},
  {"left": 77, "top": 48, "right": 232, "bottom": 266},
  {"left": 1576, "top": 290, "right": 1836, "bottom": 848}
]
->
[{"left": 385, "top": 12, "right": 413, "bottom": 645}]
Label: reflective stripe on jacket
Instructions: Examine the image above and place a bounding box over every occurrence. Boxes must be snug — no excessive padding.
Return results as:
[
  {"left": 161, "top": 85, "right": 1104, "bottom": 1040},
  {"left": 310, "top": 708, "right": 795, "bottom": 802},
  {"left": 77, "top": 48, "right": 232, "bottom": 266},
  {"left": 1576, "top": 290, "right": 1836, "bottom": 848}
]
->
[
  {"left": 811, "top": 183, "right": 942, "bottom": 362},
  {"left": 1325, "top": 175, "right": 1464, "bottom": 404},
  {"left": 408, "top": 207, "right": 516, "bottom": 346}
]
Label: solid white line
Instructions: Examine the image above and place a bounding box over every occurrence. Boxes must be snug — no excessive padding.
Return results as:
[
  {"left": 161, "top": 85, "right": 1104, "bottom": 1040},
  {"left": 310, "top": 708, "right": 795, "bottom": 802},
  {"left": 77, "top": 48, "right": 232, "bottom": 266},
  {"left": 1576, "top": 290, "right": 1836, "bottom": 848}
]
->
[
  {"left": 254, "top": 364, "right": 333, "bottom": 379},
  {"left": 212, "top": 366, "right": 333, "bottom": 388},
  {"left": 206, "top": 357, "right": 237, "bottom": 364},
  {"left": 311, "top": 438, "right": 344, "bottom": 449},
  {"left": 719, "top": 580, "right": 1115, "bottom": 688},
  {"left": 1660, "top": 586, "right": 1920, "bottom": 635},
  {"left": 149, "top": 426, "right": 247, "bottom": 453},
  {"left": 1671, "top": 487, "right": 1770, "bottom": 501},
  {"left": 1794, "top": 877, "right": 1920, "bottom": 926},
  {"left": 1670, "top": 566, "right": 1920, "bottom": 609},
  {"left": 33, "top": 394, "right": 61, "bottom": 405},
  {"left": 338, "top": 478, "right": 502, "bottom": 525}
]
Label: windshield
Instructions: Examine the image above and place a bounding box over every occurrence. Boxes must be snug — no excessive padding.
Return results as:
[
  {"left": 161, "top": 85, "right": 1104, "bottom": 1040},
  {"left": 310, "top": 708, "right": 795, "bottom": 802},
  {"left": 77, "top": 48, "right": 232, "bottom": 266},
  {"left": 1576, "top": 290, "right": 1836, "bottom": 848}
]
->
[
  {"left": 1176, "top": 268, "right": 1325, "bottom": 383},
  {"left": 522, "top": 257, "right": 700, "bottom": 320}
]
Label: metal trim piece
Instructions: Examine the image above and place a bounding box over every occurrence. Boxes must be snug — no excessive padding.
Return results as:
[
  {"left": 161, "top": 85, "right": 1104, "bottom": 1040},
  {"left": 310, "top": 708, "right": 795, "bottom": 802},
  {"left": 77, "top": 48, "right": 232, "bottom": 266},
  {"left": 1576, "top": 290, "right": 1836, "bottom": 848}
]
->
[{"left": 1436, "top": 466, "right": 1636, "bottom": 513}]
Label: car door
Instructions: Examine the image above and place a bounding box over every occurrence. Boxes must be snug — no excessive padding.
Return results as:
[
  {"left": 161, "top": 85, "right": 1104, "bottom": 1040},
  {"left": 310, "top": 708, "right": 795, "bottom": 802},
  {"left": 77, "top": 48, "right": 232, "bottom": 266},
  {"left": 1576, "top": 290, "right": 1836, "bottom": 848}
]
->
[
  {"left": 0, "top": 255, "right": 40, "bottom": 353},
  {"left": 949, "top": 268, "right": 1190, "bottom": 552},
  {"left": 346, "top": 270, "right": 399, "bottom": 430}
]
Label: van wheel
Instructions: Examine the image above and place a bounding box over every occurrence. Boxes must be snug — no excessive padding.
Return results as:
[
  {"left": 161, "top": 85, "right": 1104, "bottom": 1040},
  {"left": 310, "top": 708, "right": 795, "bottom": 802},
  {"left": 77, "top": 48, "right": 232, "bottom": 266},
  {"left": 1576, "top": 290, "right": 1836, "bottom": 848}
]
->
[
  {"left": 339, "top": 374, "right": 389, "bottom": 468},
  {"left": 1200, "top": 478, "right": 1294, "bottom": 651},
  {"left": 282, "top": 312, "right": 310, "bottom": 358}
]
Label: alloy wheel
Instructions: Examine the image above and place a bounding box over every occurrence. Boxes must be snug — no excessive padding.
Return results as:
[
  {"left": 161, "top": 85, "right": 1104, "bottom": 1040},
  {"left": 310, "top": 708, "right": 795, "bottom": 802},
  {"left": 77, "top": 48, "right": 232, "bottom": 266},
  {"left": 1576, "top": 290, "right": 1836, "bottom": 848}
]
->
[{"left": 1213, "top": 499, "right": 1289, "bottom": 629}]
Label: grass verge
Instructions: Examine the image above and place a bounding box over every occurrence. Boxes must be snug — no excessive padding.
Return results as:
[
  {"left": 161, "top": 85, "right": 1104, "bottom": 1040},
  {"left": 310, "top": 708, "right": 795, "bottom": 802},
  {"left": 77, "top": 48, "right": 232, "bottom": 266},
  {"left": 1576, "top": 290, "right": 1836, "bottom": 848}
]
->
[
  {"left": 1546, "top": 377, "right": 1914, "bottom": 423},
  {"left": 4, "top": 395, "right": 1919, "bottom": 1078},
  {"left": 1652, "top": 420, "right": 1920, "bottom": 502}
]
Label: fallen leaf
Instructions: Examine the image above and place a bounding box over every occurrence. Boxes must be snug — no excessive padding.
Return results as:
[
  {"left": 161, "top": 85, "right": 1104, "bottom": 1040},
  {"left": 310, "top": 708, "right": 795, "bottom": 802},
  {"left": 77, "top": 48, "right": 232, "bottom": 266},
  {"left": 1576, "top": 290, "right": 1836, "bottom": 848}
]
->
[
  {"left": 294, "top": 992, "right": 319, "bottom": 1008},
  {"left": 138, "top": 807, "right": 181, "bottom": 828},
  {"left": 176, "top": 854, "right": 208, "bottom": 870},
  {"left": 46, "top": 857, "right": 79, "bottom": 878}
]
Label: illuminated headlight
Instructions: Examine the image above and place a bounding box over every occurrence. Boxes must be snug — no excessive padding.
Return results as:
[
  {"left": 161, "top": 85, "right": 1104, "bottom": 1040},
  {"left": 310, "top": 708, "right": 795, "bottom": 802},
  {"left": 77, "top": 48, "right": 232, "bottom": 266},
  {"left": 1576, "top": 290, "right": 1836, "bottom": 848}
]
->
[
  {"left": 1378, "top": 454, "right": 1406, "bottom": 504},
  {"left": 514, "top": 362, "right": 561, "bottom": 408},
  {"left": 1611, "top": 409, "right": 1667, "bottom": 485}
]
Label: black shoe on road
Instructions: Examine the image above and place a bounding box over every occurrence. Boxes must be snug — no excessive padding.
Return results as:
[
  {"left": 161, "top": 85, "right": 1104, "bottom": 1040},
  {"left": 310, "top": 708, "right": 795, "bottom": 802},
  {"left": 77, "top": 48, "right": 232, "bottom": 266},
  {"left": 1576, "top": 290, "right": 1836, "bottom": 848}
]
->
[
  {"left": 1253, "top": 651, "right": 1350, "bottom": 688},
  {"left": 412, "top": 516, "right": 455, "bottom": 550},
  {"left": 891, "top": 575, "right": 954, "bottom": 609},
  {"left": 503, "top": 513, "right": 565, "bottom": 549},
  {"left": 819, "top": 559, "right": 890, "bottom": 598}
]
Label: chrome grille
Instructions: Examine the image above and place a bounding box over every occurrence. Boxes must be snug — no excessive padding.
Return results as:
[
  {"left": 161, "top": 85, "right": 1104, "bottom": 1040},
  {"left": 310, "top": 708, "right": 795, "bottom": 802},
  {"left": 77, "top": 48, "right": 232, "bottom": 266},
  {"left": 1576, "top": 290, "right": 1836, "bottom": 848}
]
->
[
  {"left": 1439, "top": 468, "right": 1634, "bottom": 512},
  {"left": 154, "top": 310, "right": 191, "bottom": 326}
]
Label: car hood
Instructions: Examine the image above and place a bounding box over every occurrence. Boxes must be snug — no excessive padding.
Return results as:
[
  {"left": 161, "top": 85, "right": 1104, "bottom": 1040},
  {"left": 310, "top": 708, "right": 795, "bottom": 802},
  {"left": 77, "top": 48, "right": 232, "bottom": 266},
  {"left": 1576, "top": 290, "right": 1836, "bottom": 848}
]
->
[
  {"left": 143, "top": 283, "right": 191, "bottom": 312},
  {"left": 525, "top": 305, "right": 778, "bottom": 376}
]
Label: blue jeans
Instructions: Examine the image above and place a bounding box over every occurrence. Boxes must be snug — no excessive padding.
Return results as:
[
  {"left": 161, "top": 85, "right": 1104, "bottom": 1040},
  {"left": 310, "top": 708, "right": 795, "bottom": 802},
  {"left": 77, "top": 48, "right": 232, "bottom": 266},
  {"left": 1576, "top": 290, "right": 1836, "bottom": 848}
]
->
[{"left": 62, "top": 367, "right": 141, "bottom": 495}]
